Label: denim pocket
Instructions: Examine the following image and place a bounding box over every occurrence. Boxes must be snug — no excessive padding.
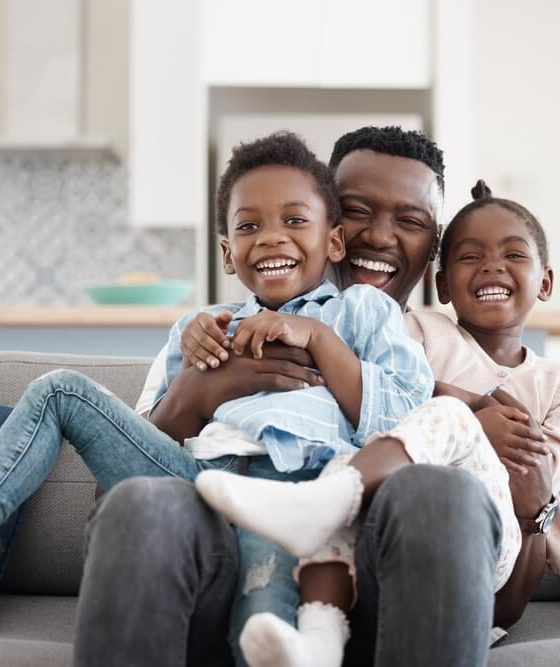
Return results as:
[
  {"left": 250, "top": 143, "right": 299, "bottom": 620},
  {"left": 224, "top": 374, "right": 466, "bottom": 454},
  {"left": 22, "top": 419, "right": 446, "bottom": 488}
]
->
[{"left": 202, "top": 455, "right": 238, "bottom": 473}]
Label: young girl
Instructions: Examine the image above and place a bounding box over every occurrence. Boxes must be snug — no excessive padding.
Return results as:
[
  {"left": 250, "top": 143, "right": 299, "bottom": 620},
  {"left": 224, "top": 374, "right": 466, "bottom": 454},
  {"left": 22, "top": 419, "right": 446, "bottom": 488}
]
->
[{"left": 195, "top": 180, "right": 560, "bottom": 667}]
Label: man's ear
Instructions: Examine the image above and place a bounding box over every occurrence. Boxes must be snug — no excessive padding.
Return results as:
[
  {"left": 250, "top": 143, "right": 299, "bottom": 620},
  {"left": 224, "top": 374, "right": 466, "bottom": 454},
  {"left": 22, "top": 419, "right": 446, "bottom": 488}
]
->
[
  {"left": 435, "top": 270, "right": 451, "bottom": 304},
  {"left": 220, "top": 239, "right": 235, "bottom": 275},
  {"left": 429, "top": 225, "right": 442, "bottom": 262},
  {"left": 327, "top": 224, "right": 346, "bottom": 264},
  {"left": 538, "top": 266, "right": 554, "bottom": 302}
]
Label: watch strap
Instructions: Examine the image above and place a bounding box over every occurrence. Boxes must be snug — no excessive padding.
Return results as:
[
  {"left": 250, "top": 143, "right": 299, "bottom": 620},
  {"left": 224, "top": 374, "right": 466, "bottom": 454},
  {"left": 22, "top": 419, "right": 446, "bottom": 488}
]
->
[{"left": 519, "top": 496, "right": 558, "bottom": 535}]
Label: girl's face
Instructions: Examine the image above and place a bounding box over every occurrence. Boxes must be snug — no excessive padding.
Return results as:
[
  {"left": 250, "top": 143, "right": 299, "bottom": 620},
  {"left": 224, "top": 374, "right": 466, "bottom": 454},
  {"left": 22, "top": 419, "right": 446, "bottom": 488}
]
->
[
  {"left": 436, "top": 205, "right": 553, "bottom": 336},
  {"left": 221, "top": 165, "right": 345, "bottom": 310}
]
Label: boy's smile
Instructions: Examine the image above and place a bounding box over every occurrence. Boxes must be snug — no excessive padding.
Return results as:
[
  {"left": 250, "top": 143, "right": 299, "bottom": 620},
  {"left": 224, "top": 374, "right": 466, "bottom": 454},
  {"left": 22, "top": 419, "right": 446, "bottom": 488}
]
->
[
  {"left": 221, "top": 165, "right": 344, "bottom": 310},
  {"left": 334, "top": 150, "right": 441, "bottom": 310},
  {"left": 436, "top": 205, "right": 553, "bottom": 338}
]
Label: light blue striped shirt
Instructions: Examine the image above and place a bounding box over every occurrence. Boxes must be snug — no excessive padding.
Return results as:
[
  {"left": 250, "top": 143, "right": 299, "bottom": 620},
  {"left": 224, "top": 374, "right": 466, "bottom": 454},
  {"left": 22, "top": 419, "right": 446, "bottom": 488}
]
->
[{"left": 153, "top": 280, "right": 434, "bottom": 472}]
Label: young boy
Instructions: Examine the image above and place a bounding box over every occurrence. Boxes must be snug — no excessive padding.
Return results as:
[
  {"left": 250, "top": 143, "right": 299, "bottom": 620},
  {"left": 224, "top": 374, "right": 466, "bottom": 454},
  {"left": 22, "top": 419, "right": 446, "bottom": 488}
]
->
[{"left": 151, "top": 130, "right": 434, "bottom": 664}]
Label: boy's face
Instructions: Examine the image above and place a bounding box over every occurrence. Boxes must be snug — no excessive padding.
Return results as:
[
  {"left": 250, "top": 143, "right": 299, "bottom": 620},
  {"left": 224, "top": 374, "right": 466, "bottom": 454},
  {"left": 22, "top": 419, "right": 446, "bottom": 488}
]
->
[
  {"left": 436, "top": 205, "right": 553, "bottom": 335},
  {"left": 334, "top": 150, "right": 441, "bottom": 310},
  {"left": 221, "top": 165, "right": 345, "bottom": 310}
]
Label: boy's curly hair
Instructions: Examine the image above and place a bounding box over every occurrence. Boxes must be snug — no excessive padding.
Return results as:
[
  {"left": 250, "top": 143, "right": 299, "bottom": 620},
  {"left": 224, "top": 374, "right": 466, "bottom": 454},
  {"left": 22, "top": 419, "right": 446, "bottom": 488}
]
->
[{"left": 216, "top": 131, "right": 341, "bottom": 236}]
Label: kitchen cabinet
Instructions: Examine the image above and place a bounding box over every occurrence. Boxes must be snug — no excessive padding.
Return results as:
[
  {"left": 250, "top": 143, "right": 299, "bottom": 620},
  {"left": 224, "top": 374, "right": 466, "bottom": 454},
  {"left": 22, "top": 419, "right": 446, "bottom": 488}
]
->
[{"left": 200, "top": 0, "right": 431, "bottom": 89}]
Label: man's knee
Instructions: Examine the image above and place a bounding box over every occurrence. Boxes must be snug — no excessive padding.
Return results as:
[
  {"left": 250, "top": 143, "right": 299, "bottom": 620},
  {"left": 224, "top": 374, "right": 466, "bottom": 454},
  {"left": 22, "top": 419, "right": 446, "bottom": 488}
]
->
[
  {"left": 88, "top": 477, "right": 237, "bottom": 563},
  {"left": 363, "top": 465, "right": 502, "bottom": 564}
]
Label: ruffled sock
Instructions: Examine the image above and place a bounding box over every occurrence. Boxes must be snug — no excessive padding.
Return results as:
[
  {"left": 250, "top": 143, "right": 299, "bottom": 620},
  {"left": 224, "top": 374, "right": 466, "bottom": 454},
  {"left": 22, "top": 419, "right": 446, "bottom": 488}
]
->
[{"left": 240, "top": 603, "right": 349, "bottom": 667}]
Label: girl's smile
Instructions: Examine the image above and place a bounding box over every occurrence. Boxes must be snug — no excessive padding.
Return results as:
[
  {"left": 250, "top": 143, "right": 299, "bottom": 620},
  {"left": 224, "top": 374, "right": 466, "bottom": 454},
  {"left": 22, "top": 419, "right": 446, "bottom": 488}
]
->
[{"left": 436, "top": 205, "right": 553, "bottom": 340}]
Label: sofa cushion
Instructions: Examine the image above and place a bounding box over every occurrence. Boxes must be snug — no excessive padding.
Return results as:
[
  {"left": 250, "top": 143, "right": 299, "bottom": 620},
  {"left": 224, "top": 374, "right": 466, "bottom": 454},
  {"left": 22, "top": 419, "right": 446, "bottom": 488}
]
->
[{"left": 0, "top": 352, "right": 152, "bottom": 595}]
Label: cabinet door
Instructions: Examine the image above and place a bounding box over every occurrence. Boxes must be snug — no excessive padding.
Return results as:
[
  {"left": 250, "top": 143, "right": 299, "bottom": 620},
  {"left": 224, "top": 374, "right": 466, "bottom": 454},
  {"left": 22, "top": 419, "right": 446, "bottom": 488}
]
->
[
  {"left": 318, "top": 0, "right": 431, "bottom": 88},
  {"left": 129, "top": 0, "right": 205, "bottom": 227},
  {"left": 200, "top": 0, "right": 319, "bottom": 86}
]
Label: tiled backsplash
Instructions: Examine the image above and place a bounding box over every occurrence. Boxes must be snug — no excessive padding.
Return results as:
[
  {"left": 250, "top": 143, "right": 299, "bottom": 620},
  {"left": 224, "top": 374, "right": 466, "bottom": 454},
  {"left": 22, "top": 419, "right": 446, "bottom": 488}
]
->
[{"left": 0, "top": 152, "right": 195, "bottom": 304}]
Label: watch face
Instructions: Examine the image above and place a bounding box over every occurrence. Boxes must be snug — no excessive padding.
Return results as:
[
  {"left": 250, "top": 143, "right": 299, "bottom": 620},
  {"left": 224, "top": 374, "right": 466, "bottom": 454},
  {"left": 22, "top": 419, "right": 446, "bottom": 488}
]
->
[{"left": 541, "top": 505, "right": 559, "bottom": 533}]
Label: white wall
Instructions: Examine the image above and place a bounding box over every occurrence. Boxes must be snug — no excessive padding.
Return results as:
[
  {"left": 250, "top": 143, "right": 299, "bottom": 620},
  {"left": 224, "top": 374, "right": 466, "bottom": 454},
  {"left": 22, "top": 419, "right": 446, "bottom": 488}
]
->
[{"left": 472, "top": 0, "right": 560, "bottom": 308}]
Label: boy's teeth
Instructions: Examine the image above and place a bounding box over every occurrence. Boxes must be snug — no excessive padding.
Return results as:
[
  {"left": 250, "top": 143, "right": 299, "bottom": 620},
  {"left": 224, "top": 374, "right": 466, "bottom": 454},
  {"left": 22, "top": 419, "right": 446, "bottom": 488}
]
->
[
  {"left": 350, "top": 258, "right": 396, "bottom": 273},
  {"left": 475, "top": 286, "right": 511, "bottom": 301},
  {"left": 256, "top": 258, "right": 297, "bottom": 275}
]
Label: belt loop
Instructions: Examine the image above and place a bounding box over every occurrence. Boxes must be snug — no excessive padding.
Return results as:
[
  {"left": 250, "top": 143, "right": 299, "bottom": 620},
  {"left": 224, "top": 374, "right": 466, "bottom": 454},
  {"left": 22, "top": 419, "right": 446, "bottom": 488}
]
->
[{"left": 237, "top": 456, "right": 249, "bottom": 476}]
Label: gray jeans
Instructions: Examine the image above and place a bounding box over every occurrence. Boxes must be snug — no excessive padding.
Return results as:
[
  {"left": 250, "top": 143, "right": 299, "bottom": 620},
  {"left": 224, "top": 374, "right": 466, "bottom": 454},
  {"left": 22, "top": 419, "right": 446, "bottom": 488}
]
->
[
  {"left": 344, "top": 464, "right": 502, "bottom": 667},
  {"left": 74, "top": 465, "right": 502, "bottom": 667},
  {"left": 73, "top": 477, "right": 239, "bottom": 667}
]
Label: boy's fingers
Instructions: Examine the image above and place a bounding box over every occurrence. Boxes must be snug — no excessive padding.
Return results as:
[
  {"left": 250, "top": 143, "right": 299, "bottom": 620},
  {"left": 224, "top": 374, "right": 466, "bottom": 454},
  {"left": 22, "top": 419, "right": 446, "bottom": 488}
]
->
[{"left": 499, "top": 406, "right": 529, "bottom": 421}]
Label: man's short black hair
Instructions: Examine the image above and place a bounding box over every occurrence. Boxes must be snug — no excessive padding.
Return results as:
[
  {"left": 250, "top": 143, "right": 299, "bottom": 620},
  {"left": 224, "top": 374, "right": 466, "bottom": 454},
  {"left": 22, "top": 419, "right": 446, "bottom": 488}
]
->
[
  {"left": 216, "top": 131, "right": 341, "bottom": 236},
  {"left": 439, "top": 179, "right": 549, "bottom": 272},
  {"left": 329, "top": 125, "right": 445, "bottom": 194}
]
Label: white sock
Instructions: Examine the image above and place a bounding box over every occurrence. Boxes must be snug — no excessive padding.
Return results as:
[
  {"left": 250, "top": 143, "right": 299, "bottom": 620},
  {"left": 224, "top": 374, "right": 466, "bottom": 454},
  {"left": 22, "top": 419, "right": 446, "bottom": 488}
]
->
[
  {"left": 195, "top": 466, "right": 363, "bottom": 557},
  {"left": 240, "top": 603, "right": 349, "bottom": 667}
]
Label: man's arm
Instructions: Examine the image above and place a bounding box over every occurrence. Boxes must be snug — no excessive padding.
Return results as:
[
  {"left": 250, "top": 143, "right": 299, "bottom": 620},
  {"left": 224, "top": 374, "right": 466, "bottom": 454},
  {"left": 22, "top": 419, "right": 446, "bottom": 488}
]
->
[
  {"left": 494, "top": 455, "right": 553, "bottom": 627},
  {"left": 150, "top": 347, "right": 325, "bottom": 443}
]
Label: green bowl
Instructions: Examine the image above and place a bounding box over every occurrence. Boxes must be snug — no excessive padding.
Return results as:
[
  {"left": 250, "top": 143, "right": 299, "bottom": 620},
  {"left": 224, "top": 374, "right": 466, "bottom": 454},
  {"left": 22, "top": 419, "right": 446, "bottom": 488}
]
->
[{"left": 84, "top": 281, "right": 194, "bottom": 305}]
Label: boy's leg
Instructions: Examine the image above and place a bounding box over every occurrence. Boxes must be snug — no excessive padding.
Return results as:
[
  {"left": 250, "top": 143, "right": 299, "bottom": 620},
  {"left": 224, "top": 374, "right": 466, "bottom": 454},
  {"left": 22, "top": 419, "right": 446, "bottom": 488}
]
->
[
  {"left": 74, "top": 477, "right": 239, "bottom": 667},
  {"left": 0, "top": 369, "right": 204, "bottom": 522}
]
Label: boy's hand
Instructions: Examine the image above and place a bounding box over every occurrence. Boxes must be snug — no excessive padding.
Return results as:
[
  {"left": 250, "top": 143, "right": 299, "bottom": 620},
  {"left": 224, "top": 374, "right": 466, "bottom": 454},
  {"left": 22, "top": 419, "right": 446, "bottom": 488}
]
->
[
  {"left": 233, "top": 312, "right": 315, "bottom": 360},
  {"left": 181, "top": 311, "right": 233, "bottom": 371},
  {"left": 475, "top": 405, "right": 548, "bottom": 475}
]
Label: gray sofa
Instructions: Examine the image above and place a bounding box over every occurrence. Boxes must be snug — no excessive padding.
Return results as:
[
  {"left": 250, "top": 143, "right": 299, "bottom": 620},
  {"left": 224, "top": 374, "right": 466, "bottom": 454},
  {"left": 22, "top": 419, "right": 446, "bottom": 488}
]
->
[{"left": 0, "top": 350, "right": 558, "bottom": 666}]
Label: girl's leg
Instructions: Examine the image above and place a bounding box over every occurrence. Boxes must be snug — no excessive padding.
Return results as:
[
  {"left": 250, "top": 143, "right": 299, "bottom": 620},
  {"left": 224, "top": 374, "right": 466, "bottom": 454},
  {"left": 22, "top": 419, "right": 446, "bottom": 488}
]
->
[
  {"left": 196, "top": 396, "right": 519, "bottom": 590},
  {"left": 0, "top": 369, "right": 205, "bottom": 523}
]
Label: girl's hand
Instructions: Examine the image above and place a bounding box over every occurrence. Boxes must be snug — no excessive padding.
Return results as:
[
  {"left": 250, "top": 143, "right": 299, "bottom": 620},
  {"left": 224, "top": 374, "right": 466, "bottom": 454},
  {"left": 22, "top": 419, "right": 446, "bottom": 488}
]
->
[
  {"left": 233, "top": 312, "right": 316, "bottom": 359},
  {"left": 475, "top": 405, "right": 549, "bottom": 475},
  {"left": 181, "top": 311, "right": 233, "bottom": 370}
]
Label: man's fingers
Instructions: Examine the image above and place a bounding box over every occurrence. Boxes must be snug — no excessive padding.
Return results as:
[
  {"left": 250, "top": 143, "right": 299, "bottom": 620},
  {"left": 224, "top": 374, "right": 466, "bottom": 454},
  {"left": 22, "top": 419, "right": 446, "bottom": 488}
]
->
[{"left": 500, "top": 457, "right": 528, "bottom": 476}]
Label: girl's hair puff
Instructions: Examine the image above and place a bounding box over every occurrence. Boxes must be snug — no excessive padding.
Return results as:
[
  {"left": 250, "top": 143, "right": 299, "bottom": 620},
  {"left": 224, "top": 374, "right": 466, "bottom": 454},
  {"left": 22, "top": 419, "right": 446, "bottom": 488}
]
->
[{"left": 439, "top": 179, "right": 548, "bottom": 272}]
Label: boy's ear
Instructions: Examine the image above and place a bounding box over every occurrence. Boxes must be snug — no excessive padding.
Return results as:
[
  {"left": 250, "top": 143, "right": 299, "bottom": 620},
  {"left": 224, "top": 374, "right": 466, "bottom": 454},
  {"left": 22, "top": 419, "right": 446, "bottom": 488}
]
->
[
  {"left": 429, "top": 225, "right": 442, "bottom": 262},
  {"left": 538, "top": 266, "right": 554, "bottom": 302},
  {"left": 327, "top": 224, "right": 346, "bottom": 264},
  {"left": 220, "top": 239, "right": 236, "bottom": 275},
  {"left": 435, "top": 270, "right": 451, "bottom": 304}
]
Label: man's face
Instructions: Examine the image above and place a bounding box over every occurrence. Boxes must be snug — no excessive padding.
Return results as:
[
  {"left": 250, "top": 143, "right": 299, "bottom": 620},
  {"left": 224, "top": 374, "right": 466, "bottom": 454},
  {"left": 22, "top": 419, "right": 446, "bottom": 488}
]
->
[{"left": 334, "top": 150, "right": 441, "bottom": 310}]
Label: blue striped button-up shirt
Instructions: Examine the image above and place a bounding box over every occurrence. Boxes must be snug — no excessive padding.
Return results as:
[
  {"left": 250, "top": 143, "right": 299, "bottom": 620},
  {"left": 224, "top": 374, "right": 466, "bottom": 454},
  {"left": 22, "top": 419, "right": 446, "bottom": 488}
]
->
[{"left": 153, "top": 280, "right": 434, "bottom": 472}]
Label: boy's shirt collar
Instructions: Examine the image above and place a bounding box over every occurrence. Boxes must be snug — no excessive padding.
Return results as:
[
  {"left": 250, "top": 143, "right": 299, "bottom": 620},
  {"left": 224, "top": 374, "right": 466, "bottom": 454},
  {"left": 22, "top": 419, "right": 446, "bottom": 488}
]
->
[{"left": 233, "top": 280, "right": 340, "bottom": 321}]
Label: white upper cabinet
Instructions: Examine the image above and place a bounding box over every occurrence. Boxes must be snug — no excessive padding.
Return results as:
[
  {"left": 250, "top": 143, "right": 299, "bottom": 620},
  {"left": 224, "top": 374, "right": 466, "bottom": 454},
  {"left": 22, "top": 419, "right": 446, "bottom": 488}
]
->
[
  {"left": 129, "top": 0, "right": 205, "bottom": 228},
  {"left": 200, "top": 0, "right": 431, "bottom": 89}
]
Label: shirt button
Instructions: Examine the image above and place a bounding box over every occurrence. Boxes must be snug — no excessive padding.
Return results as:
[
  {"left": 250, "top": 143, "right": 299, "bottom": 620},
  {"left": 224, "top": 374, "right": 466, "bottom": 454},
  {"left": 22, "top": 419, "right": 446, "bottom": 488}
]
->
[{"left": 498, "top": 370, "right": 508, "bottom": 379}]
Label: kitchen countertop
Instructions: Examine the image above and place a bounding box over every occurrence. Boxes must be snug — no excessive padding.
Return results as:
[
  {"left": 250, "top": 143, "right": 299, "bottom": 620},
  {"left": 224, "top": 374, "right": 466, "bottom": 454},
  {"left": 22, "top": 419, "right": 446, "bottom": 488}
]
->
[
  {"left": 0, "top": 305, "right": 190, "bottom": 327},
  {"left": 1, "top": 305, "right": 560, "bottom": 336}
]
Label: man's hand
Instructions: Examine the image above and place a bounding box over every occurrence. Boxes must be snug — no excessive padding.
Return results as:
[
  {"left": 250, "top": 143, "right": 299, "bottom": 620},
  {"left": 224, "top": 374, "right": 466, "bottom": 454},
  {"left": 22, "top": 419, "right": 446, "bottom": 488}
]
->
[
  {"left": 181, "top": 311, "right": 234, "bottom": 370},
  {"left": 509, "top": 452, "right": 554, "bottom": 519},
  {"left": 233, "top": 312, "right": 316, "bottom": 359},
  {"left": 475, "top": 404, "right": 548, "bottom": 474}
]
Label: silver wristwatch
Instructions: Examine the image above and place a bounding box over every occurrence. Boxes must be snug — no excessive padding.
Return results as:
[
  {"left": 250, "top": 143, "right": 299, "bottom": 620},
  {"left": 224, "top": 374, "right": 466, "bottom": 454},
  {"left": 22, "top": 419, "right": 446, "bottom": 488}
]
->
[{"left": 519, "top": 496, "right": 559, "bottom": 535}]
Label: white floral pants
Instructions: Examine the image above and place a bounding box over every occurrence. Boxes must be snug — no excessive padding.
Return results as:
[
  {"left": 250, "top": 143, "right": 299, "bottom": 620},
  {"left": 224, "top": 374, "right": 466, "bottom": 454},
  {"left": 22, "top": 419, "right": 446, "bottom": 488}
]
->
[{"left": 298, "top": 396, "right": 521, "bottom": 595}]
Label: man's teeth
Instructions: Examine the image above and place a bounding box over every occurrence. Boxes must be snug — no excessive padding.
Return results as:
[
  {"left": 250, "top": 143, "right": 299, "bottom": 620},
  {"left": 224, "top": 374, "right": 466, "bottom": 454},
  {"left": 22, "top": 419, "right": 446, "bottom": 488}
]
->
[
  {"left": 256, "top": 259, "right": 297, "bottom": 276},
  {"left": 475, "top": 286, "right": 511, "bottom": 301},
  {"left": 350, "top": 258, "right": 396, "bottom": 273}
]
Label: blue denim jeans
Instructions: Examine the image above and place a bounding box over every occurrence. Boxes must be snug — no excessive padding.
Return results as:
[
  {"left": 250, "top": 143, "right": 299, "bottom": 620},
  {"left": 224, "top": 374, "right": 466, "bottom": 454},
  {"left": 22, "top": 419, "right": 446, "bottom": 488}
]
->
[
  {"left": 0, "top": 370, "right": 313, "bottom": 664},
  {"left": 230, "top": 457, "right": 320, "bottom": 667}
]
